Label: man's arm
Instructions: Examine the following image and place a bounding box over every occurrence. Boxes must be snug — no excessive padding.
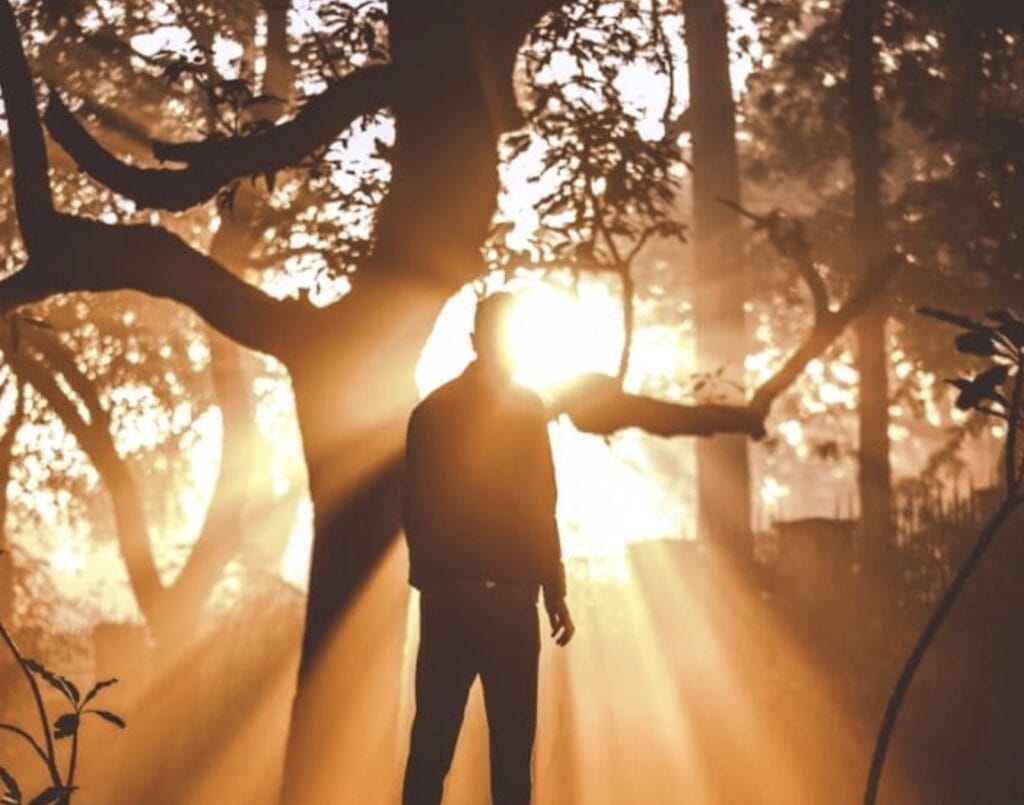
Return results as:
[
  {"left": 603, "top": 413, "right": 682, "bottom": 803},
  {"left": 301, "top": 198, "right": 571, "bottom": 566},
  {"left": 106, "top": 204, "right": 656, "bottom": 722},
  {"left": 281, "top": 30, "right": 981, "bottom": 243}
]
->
[
  {"left": 402, "top": 404, "right": 426, "bottom": 562},
  {"left": 530, "top": 399, "right": 574, "bottom": 646}
]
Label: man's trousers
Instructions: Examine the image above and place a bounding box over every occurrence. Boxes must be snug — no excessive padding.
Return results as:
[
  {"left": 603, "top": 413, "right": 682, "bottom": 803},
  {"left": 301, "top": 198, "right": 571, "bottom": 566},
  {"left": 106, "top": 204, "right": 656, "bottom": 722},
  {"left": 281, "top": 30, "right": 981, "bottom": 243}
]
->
[{"left": 402, "top": 582, "right": 540, "bottom": 805}]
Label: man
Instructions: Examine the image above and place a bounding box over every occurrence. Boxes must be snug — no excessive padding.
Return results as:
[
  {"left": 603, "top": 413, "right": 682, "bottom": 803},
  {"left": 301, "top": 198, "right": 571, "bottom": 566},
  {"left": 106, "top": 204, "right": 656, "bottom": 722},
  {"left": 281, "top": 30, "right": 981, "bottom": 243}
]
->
[{"left": 402, "top": 291, "right": 575, "bottom": 805}]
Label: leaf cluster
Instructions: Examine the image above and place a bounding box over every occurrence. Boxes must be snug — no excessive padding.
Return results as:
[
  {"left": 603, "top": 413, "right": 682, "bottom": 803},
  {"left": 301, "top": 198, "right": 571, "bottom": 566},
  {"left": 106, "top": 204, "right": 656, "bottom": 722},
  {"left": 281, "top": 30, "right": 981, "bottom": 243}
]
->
[
  {"left": 918, "top": 307, "right": 1023, "bottom": 418},
  {"left": 490, "top": 0, "right": 686, "bottom": 271},
  {"left": 1, "top": 616, "right": 124, "bottom": 804}
]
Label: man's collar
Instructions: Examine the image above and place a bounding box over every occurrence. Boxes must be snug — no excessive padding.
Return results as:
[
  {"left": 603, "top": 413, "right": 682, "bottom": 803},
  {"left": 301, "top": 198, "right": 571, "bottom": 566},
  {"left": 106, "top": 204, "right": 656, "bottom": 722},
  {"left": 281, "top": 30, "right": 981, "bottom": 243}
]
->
[{"left": 464, "top": 359, "right": 514, "bottom": 392}]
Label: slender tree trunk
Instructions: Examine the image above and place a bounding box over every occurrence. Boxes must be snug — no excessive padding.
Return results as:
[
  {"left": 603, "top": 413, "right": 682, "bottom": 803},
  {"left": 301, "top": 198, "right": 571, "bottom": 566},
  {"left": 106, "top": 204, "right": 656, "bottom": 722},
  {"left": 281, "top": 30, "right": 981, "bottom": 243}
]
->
[
  {"left": 683, "top": 0, "right": 752, "bottom": 558},
  {"left": 0, "top": 382, "right": 23, "bottom": 625},
  {"left": 845, "top": 0, "right": 892, "bottom": 565}
]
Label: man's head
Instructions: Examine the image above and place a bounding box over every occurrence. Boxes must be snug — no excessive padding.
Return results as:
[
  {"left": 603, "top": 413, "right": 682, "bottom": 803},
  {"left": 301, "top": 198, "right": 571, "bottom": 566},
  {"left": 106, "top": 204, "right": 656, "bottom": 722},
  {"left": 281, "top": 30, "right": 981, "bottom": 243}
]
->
[{"left": 471, "top": 291, "right": 518, "bottom": 382}]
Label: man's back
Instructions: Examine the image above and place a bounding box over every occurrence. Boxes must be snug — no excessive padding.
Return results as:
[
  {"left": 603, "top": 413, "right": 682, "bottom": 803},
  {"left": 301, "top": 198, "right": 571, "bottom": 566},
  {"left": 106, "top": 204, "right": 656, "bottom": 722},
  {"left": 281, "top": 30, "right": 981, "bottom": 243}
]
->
[{"left": 403, "top": 361, "right": 565, "bottom": 599}]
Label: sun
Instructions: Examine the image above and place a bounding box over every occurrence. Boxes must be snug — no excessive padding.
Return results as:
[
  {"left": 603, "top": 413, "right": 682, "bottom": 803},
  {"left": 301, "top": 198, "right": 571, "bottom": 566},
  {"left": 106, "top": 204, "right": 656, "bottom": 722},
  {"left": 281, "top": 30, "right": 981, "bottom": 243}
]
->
[
  {"left": 504, "top": 281, "right": 623, "bottom": 396},
  {"left": 415, "top": 273, "right": 624, "bottom": 400}
]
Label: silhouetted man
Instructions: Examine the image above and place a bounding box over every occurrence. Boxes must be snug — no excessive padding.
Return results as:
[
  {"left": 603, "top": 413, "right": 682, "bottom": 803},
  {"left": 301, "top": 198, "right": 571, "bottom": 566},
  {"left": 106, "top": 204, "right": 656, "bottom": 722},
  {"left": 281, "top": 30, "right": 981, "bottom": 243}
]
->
[{"left": 402, "top": 291, "right": 574, "bottom": 805}]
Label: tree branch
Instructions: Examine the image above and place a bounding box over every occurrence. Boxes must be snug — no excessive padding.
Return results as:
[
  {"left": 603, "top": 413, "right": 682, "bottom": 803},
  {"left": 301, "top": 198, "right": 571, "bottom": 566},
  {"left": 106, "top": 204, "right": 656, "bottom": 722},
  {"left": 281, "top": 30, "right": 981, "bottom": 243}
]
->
[
  {"left": 749, "top": 251, "right": 899, "bottom": 416},
  {"left": 551, "top": 203, "right": 901, "bottom": 439},
  {"left": 6, "top": 339, "right": 169, "bottom": 636},
  {"left": 44, "top": 65, "right": 393, "bottom": 210},
  {"left": 550, "top": 372, "right": 766, "bottom": 438},
  {"left": 0, "top": 215, "right": 310, "bottom": 359},
  {"left": 0, "top": 0, "right": 54, "bottom": 244}
]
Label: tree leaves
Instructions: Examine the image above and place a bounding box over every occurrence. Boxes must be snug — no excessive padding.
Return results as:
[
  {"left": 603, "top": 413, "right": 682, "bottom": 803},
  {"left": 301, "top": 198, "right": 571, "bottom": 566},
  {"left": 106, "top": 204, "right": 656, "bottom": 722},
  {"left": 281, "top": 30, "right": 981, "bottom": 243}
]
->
[
  {"left": 987, "top": 310, "right": 1024, "bottom": 347},
  {"left": 0, "top": 765, "right": 20, "bottom": 805},
  {"left": 23, "top": 660, "right": 79, "bottom": 705},
  {"left": 954, "top": 330, "right": 997, "bottom": 357},
  {"left": 918, "top": 306, "right": 1024, "bottom": 359},
  {"left": 85, "top": 710, "right": 126, "bottom": 730},
  {"left": 916, "top": 307, "right": 983, "bottom": 330},
  {"left": 52, "top": 714, "right": 78, "bottom": 741},
  {"left": 81, "top": 678, "right": 118, "bottom": 707},
  {"left": 923, "top": 307, "right": 1021, "bottom": 418},
  {"left": 949, "top": 365, "right": 1010, "bottom": 411}
]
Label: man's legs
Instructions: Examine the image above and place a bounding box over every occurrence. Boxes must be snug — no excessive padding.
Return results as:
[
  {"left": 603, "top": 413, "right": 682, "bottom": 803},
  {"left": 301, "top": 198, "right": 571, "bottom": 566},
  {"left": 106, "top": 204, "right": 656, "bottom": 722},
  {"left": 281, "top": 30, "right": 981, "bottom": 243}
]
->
[
  {"left": 480, "top": 592, "right": 540, "bottom": 805},
  {"left": 403, "top": 592, "right": 476, "bottom": 805}
]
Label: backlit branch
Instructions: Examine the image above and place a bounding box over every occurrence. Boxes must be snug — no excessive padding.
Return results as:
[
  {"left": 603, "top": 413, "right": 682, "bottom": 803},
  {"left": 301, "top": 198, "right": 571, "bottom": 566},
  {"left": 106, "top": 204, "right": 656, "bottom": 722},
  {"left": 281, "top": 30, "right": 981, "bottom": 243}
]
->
[
  {"left": 550, "top": 372, "right": 766, "bottom": 438},
  {"left": 731, "top": 199, "right": 900, "bottom": 418},
  {"left": 552, "top": 202, "right": 900, "bottom": 438},
  {"left": 0, "top": 215, "right": 310, "bottom": 360},
  {"left": 44, "top": 65, "right": 393, "bottom": 210},
  {"left": 0, "top": 0, "right": 309, "bottom": 357},
  {"left": 5, "top": 333, "right": 168, "bottom": 637},
  {"left": 0, "top": 0, "right": 54, "bottom": 245}
]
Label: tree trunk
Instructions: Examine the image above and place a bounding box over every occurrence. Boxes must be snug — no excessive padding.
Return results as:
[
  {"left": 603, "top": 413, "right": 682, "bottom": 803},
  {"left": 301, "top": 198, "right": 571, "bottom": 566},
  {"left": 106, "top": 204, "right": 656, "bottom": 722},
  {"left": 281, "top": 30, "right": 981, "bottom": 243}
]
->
[
  {"left": 0, "top": 383, "right": 23, "bottom": 625},
  {"left": 163, "top": 218, "right": 263, "bottom": 632},
  {"left": 845, "top": 0, "right": 892, "bottom": 564},
  {"left": 278, "top": 1, "right": 556, "bottom": 796},
  {"left": 161, "top": 0, "right": 295, "bottom": 630},
  {"left": 683, "top": 0, "right": 752, "bottom": 558}
]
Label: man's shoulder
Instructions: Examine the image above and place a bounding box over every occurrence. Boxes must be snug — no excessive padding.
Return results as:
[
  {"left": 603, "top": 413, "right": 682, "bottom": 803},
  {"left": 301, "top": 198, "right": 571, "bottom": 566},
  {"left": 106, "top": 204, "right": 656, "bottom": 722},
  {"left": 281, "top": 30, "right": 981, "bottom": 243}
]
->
[
  {"left": 506, "top": 382, "right": 545, "bottom": 411},
  {"left": 410, "top": 375, "right": 463, "bottom": 422},
  {"left": 410, "top": 372, "right": 547, "bottom": 422}
]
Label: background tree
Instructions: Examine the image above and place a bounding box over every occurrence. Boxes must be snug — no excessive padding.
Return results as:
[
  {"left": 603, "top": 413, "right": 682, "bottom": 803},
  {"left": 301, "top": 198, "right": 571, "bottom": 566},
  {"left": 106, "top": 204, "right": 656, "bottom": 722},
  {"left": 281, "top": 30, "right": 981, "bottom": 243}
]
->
[
  {"left": 0, "top": 1, "right": 977, "bottom": 801},
  {"left": 683, "top": 0, "right": 754, "bottom": 560}
]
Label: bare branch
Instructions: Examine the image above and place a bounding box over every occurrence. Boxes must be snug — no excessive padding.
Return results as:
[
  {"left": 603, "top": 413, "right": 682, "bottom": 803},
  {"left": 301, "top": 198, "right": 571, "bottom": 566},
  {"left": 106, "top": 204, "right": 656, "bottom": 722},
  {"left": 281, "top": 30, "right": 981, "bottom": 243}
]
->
[
  {"left": 550, "top": 373, "right": 765, "bottom": 438},
  {"left": 0, "top": 0, "right": 54, "bottom": 244},
  {"left": 550, "top": 202, "right": 900, "bottom": 440},
  {"left": 748, "top": 251, "right": 899, "bottom": 417},
  {"left": 717, "top": 197, "right": 830, "bottom": 315},
  {"left": 6, "top": 340, "right": 168, "bottom": 636},
  {"left": 0, "top": 215, "right": 310, "bottom": 359},
  {"left": 44, "top": 65, "right": 393, "bottom": 210}
]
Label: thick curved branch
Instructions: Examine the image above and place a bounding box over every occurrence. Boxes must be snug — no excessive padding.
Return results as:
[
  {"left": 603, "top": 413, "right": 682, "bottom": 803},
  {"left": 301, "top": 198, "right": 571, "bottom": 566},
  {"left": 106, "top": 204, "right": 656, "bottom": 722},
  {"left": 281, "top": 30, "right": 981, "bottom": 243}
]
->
[
  {"left": 551, "top": 373, "right": 765, "bottom": 438},
  {"left": 0, "top": 215, "right": 310, "bottom": 359},
  {"left": 44, "top": 65, "right": 393, "bottom": 210},
  {"left": 6, "top": 342, "right": 168, "bottom": 637},
  {"left": 749, "top": 252, "right": 899, "bottom": 416},
  {"left": 551, "top": 204, "right": 900, "bottom": 439},
  {"left": 0, "top": 0, "right": 54, "bottom": 242}
]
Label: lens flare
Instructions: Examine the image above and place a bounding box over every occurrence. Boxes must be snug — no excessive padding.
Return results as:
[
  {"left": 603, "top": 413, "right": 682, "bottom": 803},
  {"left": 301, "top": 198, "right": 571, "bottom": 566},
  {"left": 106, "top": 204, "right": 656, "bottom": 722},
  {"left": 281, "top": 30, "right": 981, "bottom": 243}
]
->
[{"left": 504, "top": 283, "right": 621, "bottom": 396}]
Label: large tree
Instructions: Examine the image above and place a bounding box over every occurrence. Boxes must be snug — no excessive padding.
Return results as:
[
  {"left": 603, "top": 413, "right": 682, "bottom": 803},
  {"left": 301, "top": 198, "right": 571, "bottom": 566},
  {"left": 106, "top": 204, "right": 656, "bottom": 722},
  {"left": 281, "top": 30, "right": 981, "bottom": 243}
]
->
[
  {"left": 0, "top": 1, "right": 899, "bottom": 798},
  {"left": 683, "top": 0, "right": 753, "bottom": 559}
]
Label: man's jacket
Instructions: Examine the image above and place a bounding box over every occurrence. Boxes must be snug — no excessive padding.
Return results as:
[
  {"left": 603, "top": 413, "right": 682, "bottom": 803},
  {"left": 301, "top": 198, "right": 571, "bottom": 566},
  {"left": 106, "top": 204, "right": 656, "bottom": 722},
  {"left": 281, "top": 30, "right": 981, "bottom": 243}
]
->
[{"left": 402, "top": 361, "right": 567, "bottom": 601}]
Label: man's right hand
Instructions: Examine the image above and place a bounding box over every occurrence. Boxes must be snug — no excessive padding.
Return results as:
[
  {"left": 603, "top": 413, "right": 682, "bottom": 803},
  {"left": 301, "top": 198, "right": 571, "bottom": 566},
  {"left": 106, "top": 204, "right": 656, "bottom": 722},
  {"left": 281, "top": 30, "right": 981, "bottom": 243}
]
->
[{"left": 545, "top": 597, "right": 576, "bottom": 646}]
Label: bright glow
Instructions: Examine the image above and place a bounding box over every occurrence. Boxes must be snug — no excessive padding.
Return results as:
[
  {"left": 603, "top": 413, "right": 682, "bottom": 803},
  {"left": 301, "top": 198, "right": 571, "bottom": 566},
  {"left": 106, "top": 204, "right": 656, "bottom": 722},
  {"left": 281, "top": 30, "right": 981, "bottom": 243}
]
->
[
  {"left": 51, "top": 544, "right": 86, "bottom": 575},
  {"left": 415, "top": 274, "right": 623, "bottom": 400},
  {"left": 505, "top": 282, "right": 622, "bottom": 396},
  {"left": 416, "top": 273, "right": 695, "bottom": 568},
  {"left": 760, "top": 475, "right": 791, "bottom": 509}
]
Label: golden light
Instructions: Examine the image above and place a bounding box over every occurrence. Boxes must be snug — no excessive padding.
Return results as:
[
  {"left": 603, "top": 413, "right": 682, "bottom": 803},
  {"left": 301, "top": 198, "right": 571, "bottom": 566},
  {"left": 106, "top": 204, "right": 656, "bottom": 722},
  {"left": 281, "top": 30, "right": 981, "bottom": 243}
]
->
[
  {"left": 415, "top": 273, "right": 696, "bottom": 575},
  {"left": 504, "top": 281, "right": 622, "bottom": 397},
  {"left": 50, "top": 543, "right": 86, "bottom": 575},
  {"left": 416, "top": 274, "right": 623, "bottom": 401}
]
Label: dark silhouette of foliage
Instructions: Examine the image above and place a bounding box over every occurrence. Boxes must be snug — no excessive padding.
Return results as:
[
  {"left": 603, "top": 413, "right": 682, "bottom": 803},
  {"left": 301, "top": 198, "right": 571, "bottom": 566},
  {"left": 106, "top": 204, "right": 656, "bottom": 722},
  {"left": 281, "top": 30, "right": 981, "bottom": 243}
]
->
[
  {"left": 1, "top": 611, "right": 124, "bottom": 804},
  {"left": 866, "top": 307, "right": 1024, "bottom": 804}
]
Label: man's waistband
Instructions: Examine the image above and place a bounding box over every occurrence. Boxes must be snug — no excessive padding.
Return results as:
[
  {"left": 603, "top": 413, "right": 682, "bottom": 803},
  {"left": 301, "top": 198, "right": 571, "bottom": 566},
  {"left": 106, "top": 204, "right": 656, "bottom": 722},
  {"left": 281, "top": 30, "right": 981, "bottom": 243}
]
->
[{"left": 419, "top": 575, "right": 540, "bottom": 598}]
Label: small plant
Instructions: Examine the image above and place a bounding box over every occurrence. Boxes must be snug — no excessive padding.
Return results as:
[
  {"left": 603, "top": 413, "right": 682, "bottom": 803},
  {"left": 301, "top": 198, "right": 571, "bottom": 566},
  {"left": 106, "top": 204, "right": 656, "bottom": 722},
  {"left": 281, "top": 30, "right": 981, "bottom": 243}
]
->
[
  {"left": 865, "top": 307, "right": 1024, "bottom": 804},
  {"left": 0, "top": 616, "right": 125, "bottom": 805}
]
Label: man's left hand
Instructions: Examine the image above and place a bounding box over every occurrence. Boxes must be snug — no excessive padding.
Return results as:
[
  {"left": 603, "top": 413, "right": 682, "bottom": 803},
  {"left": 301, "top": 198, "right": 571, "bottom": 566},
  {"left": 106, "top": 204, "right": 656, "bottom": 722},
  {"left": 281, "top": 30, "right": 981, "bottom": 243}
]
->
[{"left": 545, "top": 597, "right": 576, "bottom": 646}]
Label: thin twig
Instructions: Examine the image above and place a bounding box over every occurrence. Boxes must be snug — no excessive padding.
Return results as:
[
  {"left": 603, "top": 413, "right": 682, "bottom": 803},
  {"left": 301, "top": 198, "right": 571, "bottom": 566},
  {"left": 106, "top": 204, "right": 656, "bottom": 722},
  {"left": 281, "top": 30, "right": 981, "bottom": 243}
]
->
[
  {"left": 863, "top": 492, "right": 1021, "bottom": 804},
  {"left": 0, "top": 722, "right": 50, "bottom": 765},
  {"left": 66, "top": 727, "right": 80, "bottom": 792},
  {"left": 0, "top": 621, "right": 62, "bottom": 787}
]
